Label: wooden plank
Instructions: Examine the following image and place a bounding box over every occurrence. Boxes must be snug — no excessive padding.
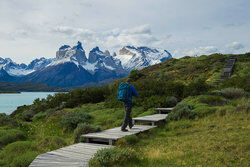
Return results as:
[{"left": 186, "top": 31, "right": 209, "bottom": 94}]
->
[
  {"left": 155, "top": 108, "right": 174, "bottom": 110},
  {"left": 82, "top": 125, "right": 155, "bottom": 140},
  {"left": 29, "top": 143, "right": 111, "bottom": 167},
  {"left": 133, "top": 114, "right": 167, "bottom": 122},
  {"left": 155, "top": 108, "right": 173, "bottom": 114}
]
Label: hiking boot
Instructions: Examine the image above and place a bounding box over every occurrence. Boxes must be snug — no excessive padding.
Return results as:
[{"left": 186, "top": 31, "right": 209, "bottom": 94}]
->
[
  {"left": 129, "top": 124, "right": 134, "bottom": 129},
  {"left": 121, "top": 129, "right": 128, "bottom": 132}
]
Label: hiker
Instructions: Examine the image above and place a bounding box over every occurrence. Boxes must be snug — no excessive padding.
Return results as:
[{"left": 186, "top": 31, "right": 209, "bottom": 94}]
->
[{"left": 117, "top": 78, "right": 138, "bottom": 132}]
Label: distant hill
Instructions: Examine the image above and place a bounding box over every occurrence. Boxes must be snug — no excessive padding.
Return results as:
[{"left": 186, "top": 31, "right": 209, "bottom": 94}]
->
[{"left": 0, "top": 81, "right": 67, "bottom": 92}]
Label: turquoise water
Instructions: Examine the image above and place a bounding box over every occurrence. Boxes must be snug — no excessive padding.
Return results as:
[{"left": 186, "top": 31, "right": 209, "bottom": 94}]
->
[{"left": 0, "top": 92, "right": 56, "bottom": 115}]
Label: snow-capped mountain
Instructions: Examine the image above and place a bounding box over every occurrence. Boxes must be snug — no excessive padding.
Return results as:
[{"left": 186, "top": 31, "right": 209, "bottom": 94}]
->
[
  {"left": 48, "top": 41, "right": 126, "bottom": 75},
  {"left": 0, "top": 57, "right": 52, "bottom": 76},
  {"left": 26, "top": 57, "right": 53, "bottom": 71},
  {"left": 115, "top": 46, "right": 172, "bottom": 71},
  {"left": 18, "top": 42, "right": 128, "bottom": 87},
  {"left": 0, "top": 41, "right": 172, "bottom": 87}
]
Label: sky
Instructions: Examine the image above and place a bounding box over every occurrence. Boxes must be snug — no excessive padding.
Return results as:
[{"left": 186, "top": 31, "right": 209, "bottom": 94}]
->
[{"left": 0, "top": 0, "right": 249, "bottom": 64}]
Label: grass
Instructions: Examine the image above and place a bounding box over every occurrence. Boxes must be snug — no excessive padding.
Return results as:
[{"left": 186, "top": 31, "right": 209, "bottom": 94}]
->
[
  {"left": 88, "top": 96, "right": 250, "bottom": 167},
  {"left": 118, "top": 108, "right": 249, "bottom": 167},
  {"left": 0, "top": 102, "right": 152, "bottom": 166},
  {"left": 0, "top": 95, "right": 249, "bottom": 167}
]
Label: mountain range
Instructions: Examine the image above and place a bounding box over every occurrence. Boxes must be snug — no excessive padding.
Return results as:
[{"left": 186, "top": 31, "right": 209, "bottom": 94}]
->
[{"left": 0, "top": 41, "right": 172, "bottom": 87}]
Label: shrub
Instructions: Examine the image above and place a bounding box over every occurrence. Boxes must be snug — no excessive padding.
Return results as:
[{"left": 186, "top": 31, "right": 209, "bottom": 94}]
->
[
  {"left": 184, "top": 78, "right": 210, "bottom": 96},
  {"left": 89, "top": 147, "right": 137, "bottom": 167},
  {"left": 221, "top": 88, "right": 246, "bottom": 99},
  {"left": 74, "top": 123, "right": 101, "bottom": 143},
  {"left": 32, "top": 112, "right": 48, "bottom": 121},
  {"left": 0, "top": 141, "right": 37, "bottom": 163},
  {"left": 60, "top": 111, "right": 92, "bottom": 130},
  {"left": 165, "top": 96, "right": 178, "bottom": 107},
  {"left": 0, "top": 113, "right": 18, "bottom": 126},
  {"left": 167, "top": 103, "right": 196, "bottom": 121},
  {"left": 0, "top": 129, "right": 25, "bottom": 147},
  {"left": 124, "top": 135, "right": 139, "bottom": 145},
  {"left": 129, "top": 69, "right": 144, "bottom": 81},
  {"left": 142, "top": 95, "right": 166, "bottom": 110},
  {"left": 209, "top": 90, "right": 222, "bottom": 96},
  {"left": 10, "top": 151, "right": 39, "bottom": 167},
  {"left": 192, "top": 105, "right": 217, "bottom": 117},
  {"left": 21, "top": 110, "right": 35, "bottom": 122},
  {"left": 38, "top": 136, "right": 67, "bottom": 151},
  {"left": 199, "top": 95, "right": 227, "bottom": 106}
]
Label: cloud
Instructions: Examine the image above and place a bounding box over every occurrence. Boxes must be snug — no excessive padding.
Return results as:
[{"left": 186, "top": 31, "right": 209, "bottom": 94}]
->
[
  {"left": 121, "top": 25, "right": 151, "bottom": 35},
  {"left": 226, "top": 41, "right": 244, "bottom": 51},
  {"left": 102, "top": 25, "right": 161, "bottom": 48},
  {"left": 186, "top": 46, "right": 219, "bottom": 56}
]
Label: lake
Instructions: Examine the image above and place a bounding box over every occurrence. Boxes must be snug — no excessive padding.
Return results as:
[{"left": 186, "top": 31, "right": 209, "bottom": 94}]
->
[{"left": 0, "top": 92, "right": 57, "bottom": 115}]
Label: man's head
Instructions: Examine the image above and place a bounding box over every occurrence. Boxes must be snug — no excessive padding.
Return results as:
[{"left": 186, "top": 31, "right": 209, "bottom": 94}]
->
[{"left": 126, "top": 78, "right": 132, "bottom": 83}]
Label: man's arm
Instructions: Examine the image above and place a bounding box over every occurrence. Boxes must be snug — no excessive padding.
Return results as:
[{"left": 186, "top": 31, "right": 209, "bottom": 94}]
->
[{"left": 131, "top": 85, "right": 138, "bottom": 98}]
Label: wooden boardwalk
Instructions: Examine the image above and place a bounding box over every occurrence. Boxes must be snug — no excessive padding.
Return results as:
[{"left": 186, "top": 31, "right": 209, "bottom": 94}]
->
[
  {"left": 155, "top": 108, "right": 174, "bottom": 114},
  {"left": 29, "top": 143, "right": 112, "bottom": 167},
  {"left": 82, "top": 125, "right": 156, "bottom": 145},
  {"left": 30, "top": 108, "right": 173, "bottom": 167},
  {"left": 133, "top": 114, "right": 168, "bottom": 126}
]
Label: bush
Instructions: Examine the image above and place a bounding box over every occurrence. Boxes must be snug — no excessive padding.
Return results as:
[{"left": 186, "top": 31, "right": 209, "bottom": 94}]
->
[
  {"left": 10, "top": 151, "right": 39, "bottom": 167},
  {"left": 209, "top": 90, "right": 222, "bottom": 96},
  {"left": 165, "top": 96, "right": 178, "bottom": 107},
  {"left": 0, "top": 129, "right": 25, "bottom": 147},
  {"left": 89, "top": 147, "right": 137, "bottom": 167},
  {"left": 124, "top": 135, "right": 139, "bottom": 145},
  {"left": 167, "top": 103, "right": 196, "bottom": 121},
  {"left": 32, "top": 112, "right": 48, "bottom": 121},
  {"left": 184, "top": 78, "right": 210, "bottom": 96},
  {"left": 142, "top": 95, "right": 166, "bottom": 110},
  {"left": 0, "top": 113, "right": 18, "bottom": 127},
  {"left": 0, "top": 141, "right": 37, "bottom": 163},
  {"left": 74, "top": 123, "right": 101, "bottom": 143},
  {"left": 199, "top": 95, "right": 227, "bottom": 106},
  {"left": 38, "top": 136, "right": 67, "bottom": 151},
  {"left": 21, "top": 110, "right": 36, "bottom": 122},
  {"left": 129, "top": 69, "right": 144, "bottom": 81},
  {"left": 221, "top": 88, "right": 246, "bottom": 99},
  {"left": 60, "top": 111, "right": 92, "bottom": 130}
]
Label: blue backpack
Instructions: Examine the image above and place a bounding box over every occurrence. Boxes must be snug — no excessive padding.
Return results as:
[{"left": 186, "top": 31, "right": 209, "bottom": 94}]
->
[{"left": 117, "top": 83, "right": 130, "bottom": 102}]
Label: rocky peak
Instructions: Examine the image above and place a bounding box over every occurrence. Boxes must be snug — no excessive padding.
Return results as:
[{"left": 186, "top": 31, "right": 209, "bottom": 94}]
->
[
  {"left": 59, "top": 45, "right": 70, "bottom": 50},
  {"left": 88, "top": 47, "right": 105, "bottom": 63},
  {"left": 56, "top": 41, "right": 87, "bottom": 62},
  {"left": 72, "top": 41, "right": 83, "bottom": 50},
  {"left": 119, "top": 46, "right": 135, "bottom": 56},
  {"left": 104, "top": 50, "right": 111, "bottom": 57}
]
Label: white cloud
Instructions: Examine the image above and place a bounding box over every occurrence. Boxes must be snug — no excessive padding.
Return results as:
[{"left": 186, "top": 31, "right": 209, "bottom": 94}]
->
[
  {"left": 0, "top": 0, "right": 250, "bottom": 63},
  {"left": 102, "top": 25, "right": 161, "bottom": 49},
  {"left": 226, "top": 41, "right": 244, "bottom": 51},
  {"left": 121, "top": 25, "right": 151, "bottom": 35},
  {"left": 186, "top": 46, "right": 219, "bottom": 56}
]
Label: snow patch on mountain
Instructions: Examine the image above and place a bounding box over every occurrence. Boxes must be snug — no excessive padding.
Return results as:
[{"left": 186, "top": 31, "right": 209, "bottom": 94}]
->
[
  {"left": 83, "top": 61, "right": 97, "bottom": 72},
  {"left": 8, "top": 68, "right": 35, "bottom": 76},
  {"left": 115, "top": 46, "right": 172, "bottom": 71}
]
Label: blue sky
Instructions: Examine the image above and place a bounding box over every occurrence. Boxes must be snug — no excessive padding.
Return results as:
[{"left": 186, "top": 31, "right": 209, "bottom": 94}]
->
[{"left": 0, "top": 0, "right": 249, "bottom": 64}]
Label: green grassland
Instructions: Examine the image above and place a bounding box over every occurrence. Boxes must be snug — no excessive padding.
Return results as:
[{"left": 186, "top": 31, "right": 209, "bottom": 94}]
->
[
  {"left": 0, "top": 53, "right": 249, "bottom": 167},
  {"left": 103, "top": 96, "right": 249, "bottom": 167}
]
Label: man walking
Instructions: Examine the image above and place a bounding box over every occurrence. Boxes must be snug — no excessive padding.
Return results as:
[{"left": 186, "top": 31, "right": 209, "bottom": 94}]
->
[{"left": 117, "top": 78, "right": 138, "bottom": 132}]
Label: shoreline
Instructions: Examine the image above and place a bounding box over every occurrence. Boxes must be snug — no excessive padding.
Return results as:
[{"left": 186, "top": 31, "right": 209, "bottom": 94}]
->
[{"left": 0, "top": 91, "right": 21, "bottom": 94}]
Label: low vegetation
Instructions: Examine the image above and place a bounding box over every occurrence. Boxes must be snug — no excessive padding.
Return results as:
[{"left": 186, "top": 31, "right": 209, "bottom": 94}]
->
[{"left": 0, "top": 53, "right": 249, "bottom": 167}]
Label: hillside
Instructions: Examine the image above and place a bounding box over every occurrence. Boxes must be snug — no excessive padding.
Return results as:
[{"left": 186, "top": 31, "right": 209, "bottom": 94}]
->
[
  {"left": 0, "top": 53, "right": 249, "bottom": 167},
  {"left": 0, "top": 81, "right": 66, "bottom": 92}
]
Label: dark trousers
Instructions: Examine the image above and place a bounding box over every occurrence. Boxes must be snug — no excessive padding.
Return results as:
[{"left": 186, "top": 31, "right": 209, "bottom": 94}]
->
[{"left": 121, "top": 103, "right": 133, "bottom": 130}]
